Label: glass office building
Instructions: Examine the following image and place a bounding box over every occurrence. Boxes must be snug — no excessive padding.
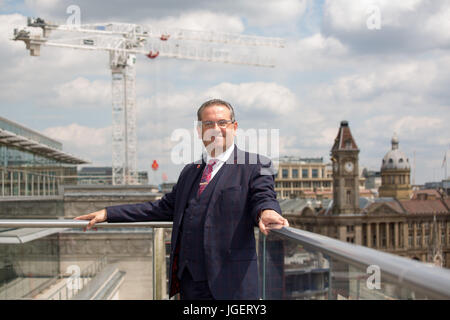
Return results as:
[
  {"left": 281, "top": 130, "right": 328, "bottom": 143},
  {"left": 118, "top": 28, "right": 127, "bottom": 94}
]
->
[{"left": 0, "top": 116, "right": 88, "bottom": 196}]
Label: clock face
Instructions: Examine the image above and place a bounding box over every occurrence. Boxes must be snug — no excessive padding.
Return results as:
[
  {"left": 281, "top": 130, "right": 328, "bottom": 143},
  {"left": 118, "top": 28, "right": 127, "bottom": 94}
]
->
[{"left": 344, "top": 161, "right": 354, "bottom": 173}]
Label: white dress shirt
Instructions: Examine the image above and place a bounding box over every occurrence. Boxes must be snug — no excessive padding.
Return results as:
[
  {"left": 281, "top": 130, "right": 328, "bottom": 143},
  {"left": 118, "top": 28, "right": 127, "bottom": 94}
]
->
[{"left": 202, "top": 143, "right": 235, "bottom": 181}]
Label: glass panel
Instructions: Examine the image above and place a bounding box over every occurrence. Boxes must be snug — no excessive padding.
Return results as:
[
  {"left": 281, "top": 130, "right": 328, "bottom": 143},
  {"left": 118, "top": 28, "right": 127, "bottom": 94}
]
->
[
  {"left": 260, "top": 232, "right": 435, "bottom": 300},
  {"left": 0, "top": 234, "right": 59, "bottom": 299},
  {"left": 0, "top": 227, "right": 171, "bottom": 300}
]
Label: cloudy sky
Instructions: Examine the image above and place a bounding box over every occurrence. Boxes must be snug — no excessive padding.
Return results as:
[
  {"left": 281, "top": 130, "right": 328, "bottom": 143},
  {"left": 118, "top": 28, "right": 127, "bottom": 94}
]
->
[{"left": 0, "top": 0, "right": 449, "bottom": 185}]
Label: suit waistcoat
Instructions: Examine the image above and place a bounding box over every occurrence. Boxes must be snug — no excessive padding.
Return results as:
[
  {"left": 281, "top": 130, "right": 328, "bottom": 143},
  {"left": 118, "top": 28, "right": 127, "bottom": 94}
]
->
[{"left": 177, "top": 163, "right": 225, "bottom": 281}]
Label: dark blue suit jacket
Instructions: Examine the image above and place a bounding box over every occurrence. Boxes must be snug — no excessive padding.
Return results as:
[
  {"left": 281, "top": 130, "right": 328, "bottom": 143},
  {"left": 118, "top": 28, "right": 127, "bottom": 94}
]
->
[{"left": 106, "top": 145, "right": 282, "bottom": 299}]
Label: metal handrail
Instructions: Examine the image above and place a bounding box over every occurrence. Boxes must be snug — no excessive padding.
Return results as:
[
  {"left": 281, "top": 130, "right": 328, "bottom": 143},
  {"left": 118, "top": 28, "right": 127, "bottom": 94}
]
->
[
  {"left": 1, "top": 220, "right": 450, "bottom": 299},
  {"left": 272, "top": 226, "right": 450, "bottom": 300},
  {"left": 0, "top": 219, "right": 172, "bottom": 229}
]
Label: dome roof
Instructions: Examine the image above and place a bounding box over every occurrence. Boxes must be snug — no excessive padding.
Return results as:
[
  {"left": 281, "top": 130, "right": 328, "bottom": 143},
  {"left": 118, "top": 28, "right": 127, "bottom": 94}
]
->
[{"left": 381, "top": 133, "right": 410, "bottom": 170}]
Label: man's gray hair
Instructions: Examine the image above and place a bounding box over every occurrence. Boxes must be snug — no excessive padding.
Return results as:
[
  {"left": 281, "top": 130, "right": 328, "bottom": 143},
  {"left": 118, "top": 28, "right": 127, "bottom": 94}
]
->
[{"left": 197, "top": 99, "right": 236, "bottom": 122}]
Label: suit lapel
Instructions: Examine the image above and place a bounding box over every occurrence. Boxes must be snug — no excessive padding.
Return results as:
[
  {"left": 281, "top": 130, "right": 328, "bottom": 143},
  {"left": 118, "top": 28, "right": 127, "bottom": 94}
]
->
[{"left": 175, "top": 161, "right": 205, "bottom": 226}]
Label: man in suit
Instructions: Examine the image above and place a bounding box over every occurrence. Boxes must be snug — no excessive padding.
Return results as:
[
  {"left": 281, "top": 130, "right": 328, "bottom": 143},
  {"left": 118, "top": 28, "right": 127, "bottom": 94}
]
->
[{"left": 75, "top": 99, "right": 288, "bottom": 300}]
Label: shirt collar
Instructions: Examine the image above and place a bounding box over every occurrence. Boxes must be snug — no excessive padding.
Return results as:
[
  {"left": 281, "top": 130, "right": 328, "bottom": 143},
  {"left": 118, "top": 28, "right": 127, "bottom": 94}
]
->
[{"left": 203, "top": 143, "right": 235, "bottom": 164}]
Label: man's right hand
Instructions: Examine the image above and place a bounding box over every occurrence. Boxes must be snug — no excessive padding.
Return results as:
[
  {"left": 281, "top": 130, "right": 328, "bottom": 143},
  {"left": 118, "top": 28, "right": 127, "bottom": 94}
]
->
[{"left": 74, "top": 209, "right": 107, "bottom": 230}]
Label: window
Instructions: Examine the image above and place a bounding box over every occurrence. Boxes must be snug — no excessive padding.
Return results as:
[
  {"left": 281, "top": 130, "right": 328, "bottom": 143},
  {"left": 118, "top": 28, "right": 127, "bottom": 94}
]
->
[
  {"left": 416, "top": 224, "right": 422, "bottom": 247},
  {"left": 302, "top": 169, "right": 308, "bottom": 178},
  {"left": 345, "top": 140, "right": 352, "bottom": 149},
  {"left": 346, "top": 190, "right": 352, "bottom": 204},
  {"left": 282, "top": 169, "right": 288, "bottom": 179},
  {"left": 292, "top": 169, "right": 299, "bottom": 178},
  {"left": 381, "top": 224, "right": 386, "bottom": 248},
  {"left": 312, "top": 169, "right": 318, "bottom": 178},
  {"left": 399, "top": 223, "right": 403, "bottom": 247}
]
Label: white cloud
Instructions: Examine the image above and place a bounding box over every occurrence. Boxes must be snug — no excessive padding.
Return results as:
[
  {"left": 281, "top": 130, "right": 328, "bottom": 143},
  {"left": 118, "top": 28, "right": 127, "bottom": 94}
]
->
[
  {"left": 50, "top": 77, "right": 110, "bottom": 108},
  {"left": 144, "top": 10, "right": 245, "bottom": 34},
  {"left": 313, "top": 59, "right": 437, "bottom": 104},
  {"left": 282, "top": 33, "right": 348, "bottom": 71},
  {"left": 205, "top": 82, "right": 298, "bottom": 116},
  {"left": 236, "top": 0, "right": 309, "bottom": 27},
  {"left": 43, "top": 123, "right": 111, "bottom": 163},
  {"left": 322, "top": 0, "right": 450, "bottom": 53},
  {"left": 0, "top": 13, "right": 27, "bottom": 52},
  {"left": 393, "top": 116, "right": 444, "bottom": 136},
  {"left": 19, "top": 0, "right": 309, "bottom": 28}
]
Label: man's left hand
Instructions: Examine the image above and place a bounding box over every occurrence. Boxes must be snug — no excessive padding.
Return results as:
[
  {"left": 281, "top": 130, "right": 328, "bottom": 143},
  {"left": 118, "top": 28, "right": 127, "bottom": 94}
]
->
[{"left": 258, "top": 209, "right": 289, "bottom": 236}]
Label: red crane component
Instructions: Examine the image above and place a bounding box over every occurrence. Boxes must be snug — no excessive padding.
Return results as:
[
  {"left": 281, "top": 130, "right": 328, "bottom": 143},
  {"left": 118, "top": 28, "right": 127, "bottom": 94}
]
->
[
  {"left": 146, "top": 50, "right": 159, "bottom": 59},
  {"left": 160, "top": 34, "right": 170, "bottom": 41},
  {"left": 151, "top": 160, "right": 159, "bottom": 171}
]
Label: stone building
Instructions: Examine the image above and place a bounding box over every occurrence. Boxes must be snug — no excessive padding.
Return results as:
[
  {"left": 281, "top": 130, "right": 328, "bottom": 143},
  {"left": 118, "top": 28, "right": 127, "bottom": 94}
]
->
[
  {"left": 285, "top": 121, "right": 450, "bottom": 268},
  {"left": 378, "top": 133, "right": 412, "bottom": 200},
  {"left": 274, "top": 154, "right": 369, "bottom": 201}
]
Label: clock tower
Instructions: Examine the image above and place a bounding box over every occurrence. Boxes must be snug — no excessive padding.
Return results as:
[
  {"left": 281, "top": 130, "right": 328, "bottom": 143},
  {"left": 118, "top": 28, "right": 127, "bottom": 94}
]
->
[{"left": 331, "top": 121, "right": 360, "bottom": 215}]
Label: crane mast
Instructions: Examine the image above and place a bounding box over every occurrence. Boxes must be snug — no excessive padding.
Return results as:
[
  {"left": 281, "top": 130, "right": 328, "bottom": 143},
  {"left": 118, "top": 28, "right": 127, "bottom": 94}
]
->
[{"left": 12, "top": 17, "right": 284, "bottom": 185}]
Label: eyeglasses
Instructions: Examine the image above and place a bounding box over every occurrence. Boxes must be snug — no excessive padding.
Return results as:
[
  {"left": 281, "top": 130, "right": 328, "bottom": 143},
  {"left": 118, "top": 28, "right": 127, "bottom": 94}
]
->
[{"left": 201, "top": 120, "right": 235, "bottom": 129}]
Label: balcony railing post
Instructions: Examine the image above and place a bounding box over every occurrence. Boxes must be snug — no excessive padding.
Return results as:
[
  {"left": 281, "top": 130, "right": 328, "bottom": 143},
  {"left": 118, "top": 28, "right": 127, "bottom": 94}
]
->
[
  {"left": 262, "top": 232, "right": 266, "bottom": 300},
  {"left": 326, "top": 255, "right": 333, "bottom": 300},
  {"left": 152, "top": 227, "right": 167, "bottom": 300}
]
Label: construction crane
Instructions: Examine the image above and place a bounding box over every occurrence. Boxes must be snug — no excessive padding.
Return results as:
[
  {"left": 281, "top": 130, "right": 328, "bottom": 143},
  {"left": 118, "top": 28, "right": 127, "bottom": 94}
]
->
[{"left": 12, "top": 17, "right": 284, "bottom": 185}]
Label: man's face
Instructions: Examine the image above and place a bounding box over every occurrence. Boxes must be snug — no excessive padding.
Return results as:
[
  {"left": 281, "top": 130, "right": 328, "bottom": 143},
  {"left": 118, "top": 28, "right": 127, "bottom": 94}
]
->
[{"left": 197, "top": 104, "right": 238, "bottom": 156}]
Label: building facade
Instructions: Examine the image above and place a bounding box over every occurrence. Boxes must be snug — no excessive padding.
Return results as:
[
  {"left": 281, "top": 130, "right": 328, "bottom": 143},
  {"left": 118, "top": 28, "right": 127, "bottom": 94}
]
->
[
  {"left": 78, "top": 167, "right": 149, "bottom": 185},
  {"left": 274, "top": 157, "right": 334, "bottom": 200},
  {"left": 378, "top": 134, "right": 412, "bottom": 200},
  {"left": 284, "top": 121, "right": 450, "bottom": 268},
  {"left": 0, "top": 116, "right": 87, "bottom": 197}
]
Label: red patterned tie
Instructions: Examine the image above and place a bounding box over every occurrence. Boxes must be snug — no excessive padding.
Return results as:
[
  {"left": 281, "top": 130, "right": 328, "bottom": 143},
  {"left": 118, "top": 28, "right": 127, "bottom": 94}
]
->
[{"left": 198, "top": 159, "right": 217, "bottom": 196}]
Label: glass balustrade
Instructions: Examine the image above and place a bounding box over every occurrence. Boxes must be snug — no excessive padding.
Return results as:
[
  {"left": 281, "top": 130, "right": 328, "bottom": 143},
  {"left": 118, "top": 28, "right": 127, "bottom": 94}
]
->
[
  {"left": 1, "top": 220, "right": 450, "bottom": 300},
  {"left": 260, "top": 227, "right": 450, "bottom": 300}
]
